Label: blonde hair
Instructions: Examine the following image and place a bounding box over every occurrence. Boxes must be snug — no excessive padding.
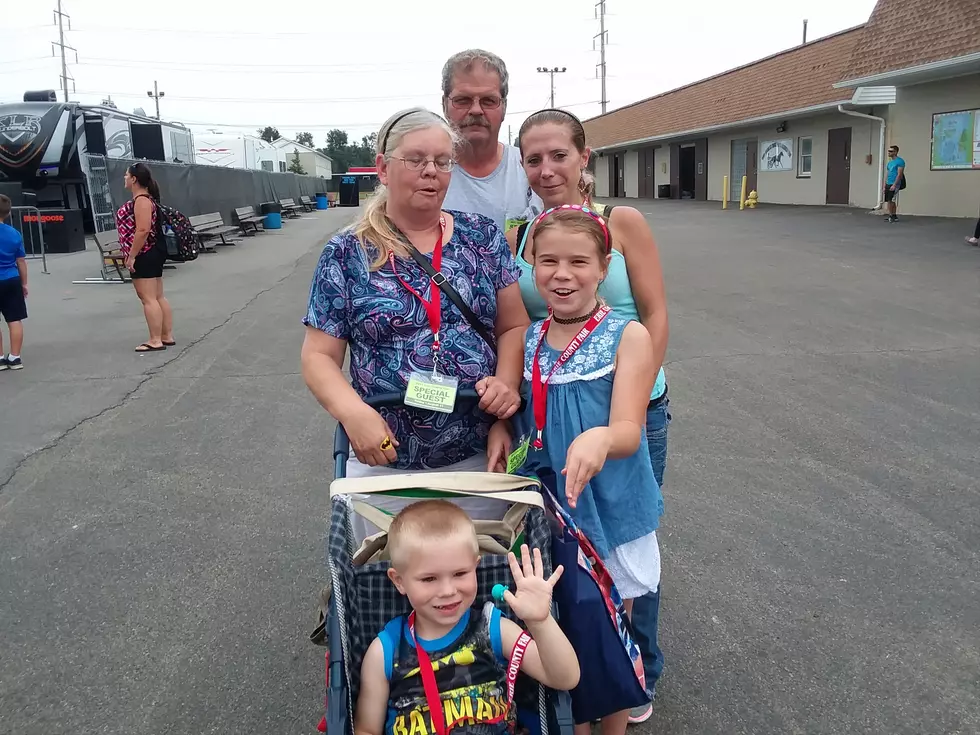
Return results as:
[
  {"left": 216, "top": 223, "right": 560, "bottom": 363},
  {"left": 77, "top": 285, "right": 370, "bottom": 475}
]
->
[
  {"left": 352, "top": 108, "right": 460, "bottom": 271},
  {"left": 387, "top": 500, "right": 479, "bottom": 570}
]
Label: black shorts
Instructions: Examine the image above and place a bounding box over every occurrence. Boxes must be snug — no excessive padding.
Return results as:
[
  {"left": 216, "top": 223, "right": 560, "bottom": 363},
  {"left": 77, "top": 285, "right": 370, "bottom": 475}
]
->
[
  {"left": 883, "top": 186, "right": 899, "bottom": 203},
  {"left": 131, "top": 246, "right": 165, "bottom": 280},
  {"left": 0, "top": 276, "right": 27, "bottom": 323}
]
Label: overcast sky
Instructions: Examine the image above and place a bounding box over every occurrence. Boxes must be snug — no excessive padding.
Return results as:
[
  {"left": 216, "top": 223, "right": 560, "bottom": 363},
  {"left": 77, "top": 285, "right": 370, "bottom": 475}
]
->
[{"left": 1, "top": 0, "right": 878, "bottom": 147}]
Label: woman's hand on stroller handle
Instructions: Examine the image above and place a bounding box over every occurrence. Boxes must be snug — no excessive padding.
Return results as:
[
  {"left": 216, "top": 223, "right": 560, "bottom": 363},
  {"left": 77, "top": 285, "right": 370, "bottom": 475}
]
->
[
  {"left": 475, "top": 376, "right": 521, "bottom": 419},
  {"left": 342, "top": 403, "right": 400, "bottom": 467},
  {"left": 501, "top": 545, "right": 564, "bottom": 624}
]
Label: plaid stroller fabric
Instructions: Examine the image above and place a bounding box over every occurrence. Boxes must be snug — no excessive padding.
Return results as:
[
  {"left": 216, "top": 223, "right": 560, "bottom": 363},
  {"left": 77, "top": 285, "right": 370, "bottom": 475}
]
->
[{"left": 327, "top": 492, "right": 555, "bottom": 729}]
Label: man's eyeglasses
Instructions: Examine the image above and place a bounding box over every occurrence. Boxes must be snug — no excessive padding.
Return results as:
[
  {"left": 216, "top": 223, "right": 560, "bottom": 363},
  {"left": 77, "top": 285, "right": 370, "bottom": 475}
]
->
[
  {"left": 448, "top": 95, "right": 503, "bottom": 111},
  {"left": 389, "top": 156, "right": 456, "bottom": 173}
]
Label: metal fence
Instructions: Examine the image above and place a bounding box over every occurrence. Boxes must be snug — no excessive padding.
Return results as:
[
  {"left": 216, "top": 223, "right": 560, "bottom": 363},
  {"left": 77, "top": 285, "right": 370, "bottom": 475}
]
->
[
  {"left": 83, "top": 153, "right": 117, "bottom": 233},
  {"left": 8, "top": 206, "right": 49, "bottom": 275}
]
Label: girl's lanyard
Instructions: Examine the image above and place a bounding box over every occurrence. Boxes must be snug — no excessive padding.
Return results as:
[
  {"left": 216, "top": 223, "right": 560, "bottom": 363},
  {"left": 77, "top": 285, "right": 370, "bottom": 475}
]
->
[
  {"left": 407, "top": 611, "right": 532, "bottom": 735},
  {"left": 389, "top": 217, "right": 447, "bottom": 376},
  {"left": 531, "top": 305, "right": 612, "bottom": 449}
]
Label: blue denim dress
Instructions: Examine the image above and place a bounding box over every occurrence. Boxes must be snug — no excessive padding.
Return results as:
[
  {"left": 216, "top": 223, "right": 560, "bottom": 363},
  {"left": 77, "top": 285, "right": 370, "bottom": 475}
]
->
[{"left": 517, "top": 312, "right": 663, "bottom": 597}]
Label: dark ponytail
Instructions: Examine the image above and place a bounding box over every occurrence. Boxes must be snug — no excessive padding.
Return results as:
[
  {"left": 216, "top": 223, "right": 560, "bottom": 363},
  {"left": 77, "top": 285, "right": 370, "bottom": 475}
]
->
[{"left": 129, "top": 162, "right": 161, "bottom": 202}]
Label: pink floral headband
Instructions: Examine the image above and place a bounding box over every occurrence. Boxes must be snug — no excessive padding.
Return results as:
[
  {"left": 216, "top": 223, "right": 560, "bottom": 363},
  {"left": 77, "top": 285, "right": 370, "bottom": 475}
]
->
[{"left": 532, "top": 204, "right": 611, "bottom": 254}]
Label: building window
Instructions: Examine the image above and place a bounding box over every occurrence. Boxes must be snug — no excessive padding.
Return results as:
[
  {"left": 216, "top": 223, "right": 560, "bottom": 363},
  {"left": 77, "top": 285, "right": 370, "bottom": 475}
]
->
[
  {"left": 279, "top": 160, "right": 287, "bottom": 173},
  {"left": 260, "top": 160, "right": 273, "bottom": 172},
  {"left": 797, "top": 136, "right": 812, "bottom": 177}
]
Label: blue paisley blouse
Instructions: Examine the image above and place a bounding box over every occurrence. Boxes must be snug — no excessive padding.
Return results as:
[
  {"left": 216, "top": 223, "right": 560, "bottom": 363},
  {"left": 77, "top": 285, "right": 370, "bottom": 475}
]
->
[{"left": 303, "top": 210, "right": 521, "bottom": 470}]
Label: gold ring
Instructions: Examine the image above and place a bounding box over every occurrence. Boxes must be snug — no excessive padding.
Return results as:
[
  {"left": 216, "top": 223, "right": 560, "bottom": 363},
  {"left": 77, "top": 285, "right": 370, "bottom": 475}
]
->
[{"left": 380, "top": 437, "right": 393, "bottom": 451}]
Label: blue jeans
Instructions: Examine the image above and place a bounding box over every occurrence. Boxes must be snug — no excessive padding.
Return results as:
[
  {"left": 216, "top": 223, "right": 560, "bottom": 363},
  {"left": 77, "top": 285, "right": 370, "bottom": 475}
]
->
[{"left": 632, "top": 394, "right": 670, "bottom": 696}]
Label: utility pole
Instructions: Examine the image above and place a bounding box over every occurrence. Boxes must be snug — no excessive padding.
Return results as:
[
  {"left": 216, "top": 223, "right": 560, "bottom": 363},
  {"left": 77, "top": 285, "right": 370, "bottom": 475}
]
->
[
  {"left": 537, "top": 66, "right": 567, "bottom": 108},
  {"left": 147, "top": 80, "right": 165, "bottom": 119},
  {"left": 51, "top": 0, "right": 77, "bottom": 102},
  {"left": 594, "top": 0, "right": 608, "bottom": 113}
]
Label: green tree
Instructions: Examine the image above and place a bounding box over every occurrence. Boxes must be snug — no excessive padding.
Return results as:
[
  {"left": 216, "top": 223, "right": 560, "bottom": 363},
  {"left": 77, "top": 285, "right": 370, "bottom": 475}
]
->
[
  {"left": 288, "top": 148, "right": 306, "bottom": 175},
  {"left": 295, "top": 131, "right": 314, "bottom": 147},
  {"left": 258, "top": 126, "right": 281, "bottom": 143}
]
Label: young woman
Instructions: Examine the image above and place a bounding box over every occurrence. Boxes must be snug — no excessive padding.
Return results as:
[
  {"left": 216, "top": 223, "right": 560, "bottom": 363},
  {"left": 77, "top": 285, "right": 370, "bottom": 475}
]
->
[
  {"left": 491, "top": 205, "right": 662, "bottom": 735},
  {"left": 508, "top": 109, "right": 669, "bottom": 722},
  {"left": 116, "top": 163, "right": 175, "bottom": 352}
]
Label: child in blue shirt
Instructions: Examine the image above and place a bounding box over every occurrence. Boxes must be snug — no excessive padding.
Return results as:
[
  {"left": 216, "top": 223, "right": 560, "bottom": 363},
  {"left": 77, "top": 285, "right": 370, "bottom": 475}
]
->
[{"left": 0, "top": 194, "right": 28, "bottom": 370}]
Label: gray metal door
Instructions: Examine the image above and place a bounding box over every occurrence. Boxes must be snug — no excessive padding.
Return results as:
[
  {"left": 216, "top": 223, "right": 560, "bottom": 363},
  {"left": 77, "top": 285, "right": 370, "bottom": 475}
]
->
[{"left": 730, "top": 139, "right": 749, "bottom": 201}]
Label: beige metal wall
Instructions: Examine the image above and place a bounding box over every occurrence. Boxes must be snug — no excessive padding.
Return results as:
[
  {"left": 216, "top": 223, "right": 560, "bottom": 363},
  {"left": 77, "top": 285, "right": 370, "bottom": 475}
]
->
[
  {"left": 594, "top": 155, "right": 611, "bottom": 198},
  {"left": 885, "top": 74, "right": 980, "bottom": 218}
]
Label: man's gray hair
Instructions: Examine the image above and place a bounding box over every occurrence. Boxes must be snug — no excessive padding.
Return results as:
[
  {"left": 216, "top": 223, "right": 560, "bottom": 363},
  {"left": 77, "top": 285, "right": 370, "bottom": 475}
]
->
[{"left": 441, "top": 49, "right": 509, "bottom": 100}]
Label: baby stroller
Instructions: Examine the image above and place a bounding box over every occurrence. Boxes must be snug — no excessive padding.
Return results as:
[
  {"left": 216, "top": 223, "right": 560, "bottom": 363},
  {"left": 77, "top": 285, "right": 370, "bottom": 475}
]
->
[{"left": 313, "top": 390, "right": 574, "bottom": 735}]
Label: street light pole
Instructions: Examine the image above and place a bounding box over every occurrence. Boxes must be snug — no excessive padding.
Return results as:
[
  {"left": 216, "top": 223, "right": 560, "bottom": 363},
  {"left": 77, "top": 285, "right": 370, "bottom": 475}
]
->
[
  {"left": 536, "top": 66, "right": 567, "bottom": 107},
  {"left": 147, "top": 80, "right": 165, "bottom": 119}
]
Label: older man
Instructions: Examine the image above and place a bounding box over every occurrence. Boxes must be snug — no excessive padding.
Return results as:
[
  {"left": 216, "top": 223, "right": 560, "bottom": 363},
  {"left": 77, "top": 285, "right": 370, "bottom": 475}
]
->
[{"left": 441, "top": 49, "right": 542, "bottom": 232}]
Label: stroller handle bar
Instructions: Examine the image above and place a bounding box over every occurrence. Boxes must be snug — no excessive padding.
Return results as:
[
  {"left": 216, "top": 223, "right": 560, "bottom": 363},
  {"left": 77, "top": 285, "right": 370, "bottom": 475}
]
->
[{"left": 332, "top": 388, "right": 482, "bottom": 467}]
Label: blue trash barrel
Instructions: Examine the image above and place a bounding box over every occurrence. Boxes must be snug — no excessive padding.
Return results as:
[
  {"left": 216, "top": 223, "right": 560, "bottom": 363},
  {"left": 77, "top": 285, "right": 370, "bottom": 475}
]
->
[
  {"left": 264, "top": 212, "right": 282, "bottom": 229},
  {"left": 315, "top": 194, "right": 328, "bottom": 210}
]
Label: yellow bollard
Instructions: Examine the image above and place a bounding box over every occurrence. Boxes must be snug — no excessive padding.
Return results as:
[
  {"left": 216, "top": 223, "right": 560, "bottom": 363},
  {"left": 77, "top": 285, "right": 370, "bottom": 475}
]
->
[
  {"left": 739, "top": 175, "right": 748, "bottom": 210},
  {"left": 722, "top": 175, "right": 729, "bottom": 209}
]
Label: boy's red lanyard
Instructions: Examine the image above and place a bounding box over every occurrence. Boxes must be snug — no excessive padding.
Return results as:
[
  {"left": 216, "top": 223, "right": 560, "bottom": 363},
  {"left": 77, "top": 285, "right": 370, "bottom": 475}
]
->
[
  {"left": 389, "top": 217, "right": 447, "bottom": 361},
  {"left": 531, "top": 305, "right": 612, "bottom": 449},
  {"left": 407, "top": 611, "right": 532, "bottom": 735}
]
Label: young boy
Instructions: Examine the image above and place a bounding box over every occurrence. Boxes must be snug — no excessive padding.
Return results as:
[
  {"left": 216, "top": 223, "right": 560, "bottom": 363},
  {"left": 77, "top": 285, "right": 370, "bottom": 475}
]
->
[
  {"left": 0, "top": 194, "right": 28, "bottom": 371},
  {"left": 354, "top": 500, "right": 580, "bottom": 735}
]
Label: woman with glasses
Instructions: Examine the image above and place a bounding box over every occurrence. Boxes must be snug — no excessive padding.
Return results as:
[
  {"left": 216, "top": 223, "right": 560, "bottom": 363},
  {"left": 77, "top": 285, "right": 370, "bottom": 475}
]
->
[{"left": 302, "top": 107, "right": 530, "bottom": 493}]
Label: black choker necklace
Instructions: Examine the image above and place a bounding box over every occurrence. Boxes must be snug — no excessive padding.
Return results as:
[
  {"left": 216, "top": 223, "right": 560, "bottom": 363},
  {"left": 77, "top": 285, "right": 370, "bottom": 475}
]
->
[{"left": 552, "top": 301, "right": 601, "bottom": 325}]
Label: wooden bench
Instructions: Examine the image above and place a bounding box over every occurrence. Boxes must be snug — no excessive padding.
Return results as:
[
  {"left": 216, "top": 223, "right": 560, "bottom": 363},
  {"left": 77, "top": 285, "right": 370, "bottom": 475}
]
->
[
  {"left": 298, "top": 195, "right": 316, "bottom": 212},
  {"left": 279, "top": 198, "right": 302, "bottom": 218},
  {"left": 94, "top": 230, "right": 129, "bottom": 282},
  {"left": 234, "top": 206, "right": 265, "bottom": 235},
  {"left": 189, "top": 213, "right": 239, "bottom": 250}
]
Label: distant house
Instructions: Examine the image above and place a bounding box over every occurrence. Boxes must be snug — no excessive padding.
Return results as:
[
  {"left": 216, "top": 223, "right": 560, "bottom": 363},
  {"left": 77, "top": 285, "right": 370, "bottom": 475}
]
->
[
  {"left": 271, "top": 137, "right": 333, "bottom": 178},
  {"left": 584, "top": 0, "right": 980, "bottom": 217}
]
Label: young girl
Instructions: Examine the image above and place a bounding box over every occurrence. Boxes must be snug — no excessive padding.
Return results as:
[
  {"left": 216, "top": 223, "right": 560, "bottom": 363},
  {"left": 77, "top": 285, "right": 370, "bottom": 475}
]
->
[{"left": 489, "top": 204, "right": 663, "bottom": 735}]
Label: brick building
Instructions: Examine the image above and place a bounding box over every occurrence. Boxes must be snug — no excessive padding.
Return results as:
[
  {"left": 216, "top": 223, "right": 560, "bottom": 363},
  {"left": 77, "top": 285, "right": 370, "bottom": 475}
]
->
[{"left": 584, "top": 0, "right": 980, "bottom": 217}]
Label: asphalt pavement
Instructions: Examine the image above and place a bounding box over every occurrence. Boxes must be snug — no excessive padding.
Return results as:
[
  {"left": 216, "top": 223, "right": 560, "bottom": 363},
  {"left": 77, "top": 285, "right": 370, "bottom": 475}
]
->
[{"left": 1, "top": 202, "right": 977, "bottom": 735}]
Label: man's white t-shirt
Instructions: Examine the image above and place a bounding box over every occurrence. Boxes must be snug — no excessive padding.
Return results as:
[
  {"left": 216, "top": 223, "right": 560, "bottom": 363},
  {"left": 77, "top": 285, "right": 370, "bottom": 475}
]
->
[{"left": 443, "top": 144, "right": 543, "bottom": 232}]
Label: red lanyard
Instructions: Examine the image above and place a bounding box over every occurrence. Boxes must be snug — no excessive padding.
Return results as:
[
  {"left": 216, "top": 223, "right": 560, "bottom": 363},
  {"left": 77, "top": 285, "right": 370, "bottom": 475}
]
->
[
  {"left": 407, "top": 610, "right": 531, "bottom": 735},
  {"left": 531, "top": 305, "right": 612, "bottom": 449},
  {"left": 389, "top": 217, "right": 447, "bottom": 362}
]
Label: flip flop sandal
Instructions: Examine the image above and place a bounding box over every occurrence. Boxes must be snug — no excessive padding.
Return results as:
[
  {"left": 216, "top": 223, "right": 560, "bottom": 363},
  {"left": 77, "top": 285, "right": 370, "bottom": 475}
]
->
[
  {"left": 163, "top": 340, "right": 176, "bottom": 346},
  {"left": 135, "top": 343, "right": 167, "bottom": 352}
]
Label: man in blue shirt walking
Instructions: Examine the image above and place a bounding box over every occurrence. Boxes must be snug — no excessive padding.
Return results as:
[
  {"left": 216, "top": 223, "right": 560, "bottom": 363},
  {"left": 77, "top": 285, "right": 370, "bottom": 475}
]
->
[
  {"left": 884, "top": 144, "right": 906, "bottom": 223},
  {"left": 0, "top": 194, "right": 28, "bottom": 370}
]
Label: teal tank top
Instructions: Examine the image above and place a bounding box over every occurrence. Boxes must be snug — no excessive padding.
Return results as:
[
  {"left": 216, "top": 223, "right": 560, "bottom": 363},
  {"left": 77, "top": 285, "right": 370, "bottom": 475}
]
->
[{"left": 514, "top": 218, "right": 667, "bottom": 400}]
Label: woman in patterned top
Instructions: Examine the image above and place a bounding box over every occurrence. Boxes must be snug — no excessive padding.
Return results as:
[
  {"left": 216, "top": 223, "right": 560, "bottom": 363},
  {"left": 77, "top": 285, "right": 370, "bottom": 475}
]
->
[
  {"left": 302, "top": 108, "right": 529, "bottom": 484},
  {"left": 116, "top": 163, "right": 175, "bottom": 353}
]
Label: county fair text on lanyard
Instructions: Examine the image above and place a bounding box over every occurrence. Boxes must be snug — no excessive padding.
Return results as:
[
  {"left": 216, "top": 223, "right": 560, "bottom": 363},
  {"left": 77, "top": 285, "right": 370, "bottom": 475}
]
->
[
  {"left": 531, "top": 305, "right": 612, "bottom": 449},
  {"left": 389, "top": 217, "right": 458, "bottom": 414}
]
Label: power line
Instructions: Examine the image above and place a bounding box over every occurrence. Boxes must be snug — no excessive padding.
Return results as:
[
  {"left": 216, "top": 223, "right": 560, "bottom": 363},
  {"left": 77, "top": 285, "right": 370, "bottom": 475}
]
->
[
  {"left": 72, "top": 89, "right": 435, "bottom": 104},
  {"left": 63, "top": 60, "right": 431, "bottom": 76},
  {"left": 79, "top": 55, "right": 438, "bottom": 70},
  {"left": 173, "top": 101, "right": 603, "bottom": 131}
]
